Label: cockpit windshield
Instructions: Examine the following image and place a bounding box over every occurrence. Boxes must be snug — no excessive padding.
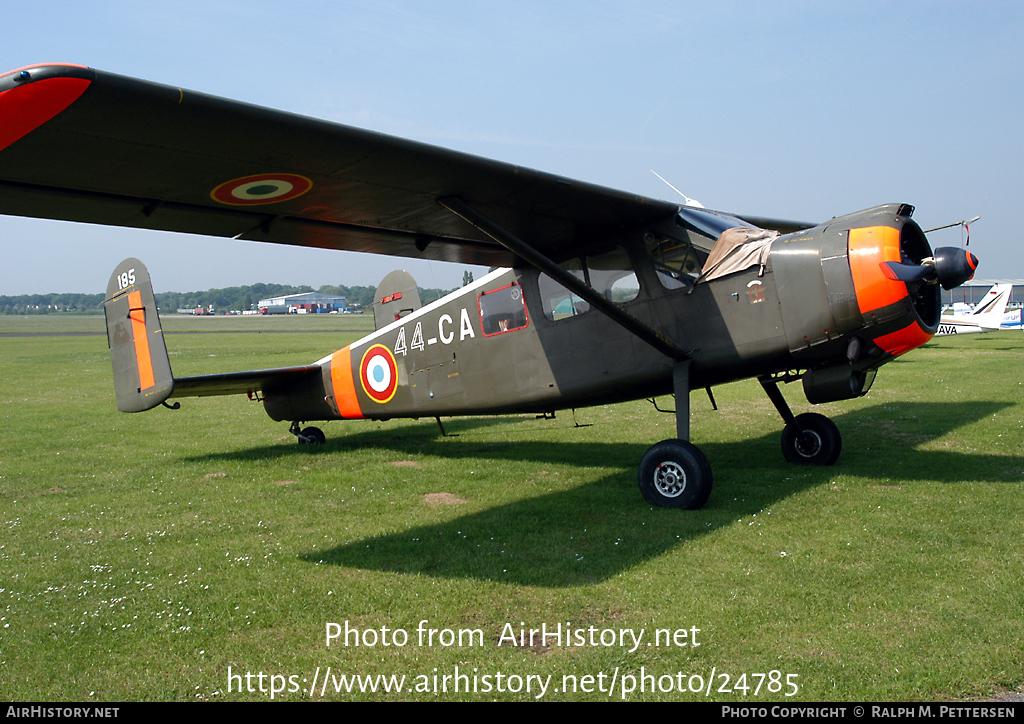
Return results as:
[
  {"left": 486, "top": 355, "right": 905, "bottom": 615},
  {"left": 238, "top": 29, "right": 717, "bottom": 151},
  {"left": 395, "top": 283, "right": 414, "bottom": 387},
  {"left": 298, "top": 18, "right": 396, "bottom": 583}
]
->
[
  {"left": 645, "top": 210, "right": 759, "bottom": 290},
  {"left": 678, "top": 207, "right": 755, "bottom": 241}
]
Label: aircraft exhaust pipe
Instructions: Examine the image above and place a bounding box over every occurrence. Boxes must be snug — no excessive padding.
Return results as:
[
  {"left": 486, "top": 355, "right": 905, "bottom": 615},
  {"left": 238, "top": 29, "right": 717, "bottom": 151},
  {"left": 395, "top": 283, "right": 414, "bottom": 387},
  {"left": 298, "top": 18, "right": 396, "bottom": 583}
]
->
[{"left": 802, "top": 365, "right": 873, "bottom": 405}]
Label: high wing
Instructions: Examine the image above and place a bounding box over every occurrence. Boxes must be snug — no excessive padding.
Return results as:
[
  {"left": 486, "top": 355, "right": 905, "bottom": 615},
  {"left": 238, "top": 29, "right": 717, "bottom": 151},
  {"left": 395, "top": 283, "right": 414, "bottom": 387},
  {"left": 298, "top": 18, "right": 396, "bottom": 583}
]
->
[{"left": 0, "top": 64, "right": 811, "bottom": 266}]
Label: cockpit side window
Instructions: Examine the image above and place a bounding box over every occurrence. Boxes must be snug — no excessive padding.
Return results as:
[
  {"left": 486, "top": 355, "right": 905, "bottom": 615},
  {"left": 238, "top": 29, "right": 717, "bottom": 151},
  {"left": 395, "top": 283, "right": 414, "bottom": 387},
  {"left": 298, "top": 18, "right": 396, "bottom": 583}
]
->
[
  {"left": 539, "top": 258, "right": 588, "bottom": 320},
  {"left": 645, "top": 231, "right": 709, "bottom": 290}
]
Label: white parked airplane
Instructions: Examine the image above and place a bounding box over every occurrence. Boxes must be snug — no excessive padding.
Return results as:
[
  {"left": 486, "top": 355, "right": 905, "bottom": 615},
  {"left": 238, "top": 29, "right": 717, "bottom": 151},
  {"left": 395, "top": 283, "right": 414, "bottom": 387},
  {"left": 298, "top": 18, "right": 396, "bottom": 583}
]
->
[
  {"left": 935, "top": 284, "right": 1013, "bottom": 336},
  {"left": 1001, "top": 308, "right": 1022, "bottom": 330}
]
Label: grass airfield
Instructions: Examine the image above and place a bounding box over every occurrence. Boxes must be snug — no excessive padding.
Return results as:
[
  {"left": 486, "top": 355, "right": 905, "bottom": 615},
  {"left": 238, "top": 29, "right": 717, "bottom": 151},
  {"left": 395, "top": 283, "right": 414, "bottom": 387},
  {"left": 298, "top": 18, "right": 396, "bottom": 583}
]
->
[{"left": 1, "top": 315, "right": 1021, "bottom": 701}]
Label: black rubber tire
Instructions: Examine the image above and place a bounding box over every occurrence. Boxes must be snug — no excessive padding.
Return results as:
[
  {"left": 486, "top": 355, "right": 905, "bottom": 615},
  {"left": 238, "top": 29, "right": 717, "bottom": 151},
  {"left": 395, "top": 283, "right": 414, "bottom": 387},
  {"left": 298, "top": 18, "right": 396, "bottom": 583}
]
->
[
  {"left": 780, "top": 413, "right": 841, "bottom": 465},
  {"left": 637, "top": 439, "right": 713, "bottom": 509},
  {"left": 298, "top": 426, "right": 326, "bottom": 445}
]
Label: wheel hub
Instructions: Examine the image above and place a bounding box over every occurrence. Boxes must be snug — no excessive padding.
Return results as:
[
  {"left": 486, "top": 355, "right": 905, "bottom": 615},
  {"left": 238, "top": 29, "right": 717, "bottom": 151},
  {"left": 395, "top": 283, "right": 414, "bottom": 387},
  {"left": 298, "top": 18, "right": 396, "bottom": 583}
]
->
[
  {"left": 795, "top": 429, "right": 822, "bottom": 458},
  {"left": 654, "top": 461, "right": 687, "bottom": 498}
]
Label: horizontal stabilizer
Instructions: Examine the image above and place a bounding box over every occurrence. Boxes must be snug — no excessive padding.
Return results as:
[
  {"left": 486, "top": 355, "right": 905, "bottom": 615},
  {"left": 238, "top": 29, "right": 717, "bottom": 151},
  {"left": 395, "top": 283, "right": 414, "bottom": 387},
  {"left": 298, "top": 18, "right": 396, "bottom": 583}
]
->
[
  {"left": 104, "top": 258, "right": 173, "bottom": 412},
  {"left": 171, "top": 366, "right": 322, "bottom": 398}
]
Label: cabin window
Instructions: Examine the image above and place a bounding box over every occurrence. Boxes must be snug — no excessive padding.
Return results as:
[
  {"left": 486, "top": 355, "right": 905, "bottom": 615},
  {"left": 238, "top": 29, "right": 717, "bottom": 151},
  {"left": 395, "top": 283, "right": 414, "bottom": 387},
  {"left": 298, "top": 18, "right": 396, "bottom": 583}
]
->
[
  {"left": 538, "top": 246, "right": 639, "bottom": 320},
  {"left": 645, "top": 232, "right": 707, "bottom": 290},
  {"left": 587, "top": 246, "right": 640, "bottom": 303},
  {"left": 539, "top": 259, "right": 588, "bottom": 320},
  {"left": 478, "top": 282, "right": 529, "bottom": 336}
]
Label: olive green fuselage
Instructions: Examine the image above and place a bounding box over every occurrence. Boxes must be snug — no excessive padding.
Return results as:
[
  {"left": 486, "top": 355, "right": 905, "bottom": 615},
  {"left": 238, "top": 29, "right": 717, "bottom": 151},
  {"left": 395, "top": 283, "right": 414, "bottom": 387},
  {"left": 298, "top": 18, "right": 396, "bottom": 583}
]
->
[{"left": 262, "top": 205, "right": 938, "bottom": 424}]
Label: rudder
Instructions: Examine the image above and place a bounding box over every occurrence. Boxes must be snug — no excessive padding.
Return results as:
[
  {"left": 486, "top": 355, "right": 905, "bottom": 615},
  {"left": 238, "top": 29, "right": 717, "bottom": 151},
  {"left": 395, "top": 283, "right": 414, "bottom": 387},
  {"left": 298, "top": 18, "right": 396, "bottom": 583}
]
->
[
  {"left": 104, "top": 258, "right": 173, "bottom": 412},
  {"left": 373, "top": 270, "right": 422, "bottom": 330}
]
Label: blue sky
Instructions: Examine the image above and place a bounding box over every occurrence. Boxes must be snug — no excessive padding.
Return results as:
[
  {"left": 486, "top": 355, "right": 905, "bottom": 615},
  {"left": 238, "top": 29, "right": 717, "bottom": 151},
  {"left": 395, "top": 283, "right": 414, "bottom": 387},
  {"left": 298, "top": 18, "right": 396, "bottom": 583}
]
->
[{"left": 2, "top": 1, "right": 1021, "bottom": 294}]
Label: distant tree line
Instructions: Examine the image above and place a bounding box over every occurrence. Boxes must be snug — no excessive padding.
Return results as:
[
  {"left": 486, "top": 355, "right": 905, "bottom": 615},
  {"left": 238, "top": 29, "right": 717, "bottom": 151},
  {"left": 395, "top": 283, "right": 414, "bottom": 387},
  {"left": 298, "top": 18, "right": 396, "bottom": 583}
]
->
[
  {"left": 2, "top": 281, "right": 458, "bottom": 314},
  {"left": 1, "top": 292, "right": 105, "bottom": 315}
]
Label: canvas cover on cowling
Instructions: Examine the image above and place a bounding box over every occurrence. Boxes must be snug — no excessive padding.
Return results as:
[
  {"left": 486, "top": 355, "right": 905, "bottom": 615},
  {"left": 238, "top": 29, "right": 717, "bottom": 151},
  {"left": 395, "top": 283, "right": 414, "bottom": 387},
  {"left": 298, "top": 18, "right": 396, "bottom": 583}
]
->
[{"left": 701, "top": 227, "right": 780, "bottom": 282}]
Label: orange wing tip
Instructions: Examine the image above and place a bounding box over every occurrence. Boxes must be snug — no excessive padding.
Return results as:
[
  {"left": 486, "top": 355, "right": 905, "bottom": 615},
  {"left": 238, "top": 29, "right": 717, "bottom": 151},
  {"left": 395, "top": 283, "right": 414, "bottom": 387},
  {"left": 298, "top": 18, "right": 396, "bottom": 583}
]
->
[
  {"left": 0, "top": 74, "right": 91, "bottom": 152},
  {"left": 1, "top": 63, "right": 89, "bottom": 77}
]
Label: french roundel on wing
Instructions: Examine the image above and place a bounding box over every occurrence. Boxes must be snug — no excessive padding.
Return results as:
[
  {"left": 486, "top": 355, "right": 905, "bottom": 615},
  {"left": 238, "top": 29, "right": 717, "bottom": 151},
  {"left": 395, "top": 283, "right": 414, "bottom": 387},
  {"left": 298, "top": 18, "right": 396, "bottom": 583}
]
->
[
  {"left": 359, "top": 344, "right": 398, "bottom": 404},
  {"left": 210, "top": 173, "right": 313, "bottom": 206}
]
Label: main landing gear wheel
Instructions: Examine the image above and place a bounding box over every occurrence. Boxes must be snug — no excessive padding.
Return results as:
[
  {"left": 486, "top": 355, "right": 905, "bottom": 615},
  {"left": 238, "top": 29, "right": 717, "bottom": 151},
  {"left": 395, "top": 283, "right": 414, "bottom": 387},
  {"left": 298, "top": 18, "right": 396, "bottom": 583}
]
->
[
  {"left": 780, "top": 413, "right": 841, "bottom": 465},
  {"left": 297, "top": 426, "right": 326, "bottom": 445},
  {"left": 638, "top": 439, "right": 713, "bottom": 509}
]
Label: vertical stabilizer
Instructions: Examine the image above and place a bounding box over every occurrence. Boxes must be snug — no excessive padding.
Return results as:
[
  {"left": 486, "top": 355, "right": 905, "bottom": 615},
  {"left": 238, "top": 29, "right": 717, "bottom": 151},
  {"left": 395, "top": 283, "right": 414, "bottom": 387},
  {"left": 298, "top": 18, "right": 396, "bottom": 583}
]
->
[
  {"left": 104, "top": 258, "right": 173, "bottom": 412},
  {"left": 373, "top": 270, "right": 422, "bottom": 330},
  {"left": 970, "top": 284, "right": 1012, "bottom": 330}
]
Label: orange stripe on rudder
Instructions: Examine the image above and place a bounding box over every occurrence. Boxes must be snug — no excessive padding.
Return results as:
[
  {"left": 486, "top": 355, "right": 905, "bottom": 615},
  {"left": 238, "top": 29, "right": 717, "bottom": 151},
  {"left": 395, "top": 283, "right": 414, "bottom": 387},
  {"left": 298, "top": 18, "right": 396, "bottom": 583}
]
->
[
  {"left": 849, "top": 226, "right": 906, "bottom": 315},
  {"left": 127, "top": 290, "right": 155, "bottom": 390},
  {"left": 330, "top": 346, "right": 364, "bottom": 419}
]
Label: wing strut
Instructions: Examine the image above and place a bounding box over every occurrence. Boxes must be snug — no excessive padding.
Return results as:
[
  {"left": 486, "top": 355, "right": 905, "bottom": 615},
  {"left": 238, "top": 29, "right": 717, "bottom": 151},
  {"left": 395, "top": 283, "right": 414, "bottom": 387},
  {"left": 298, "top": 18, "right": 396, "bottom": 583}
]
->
[{"left": 438, "top": 196, "right": 690, "bottom": 362}]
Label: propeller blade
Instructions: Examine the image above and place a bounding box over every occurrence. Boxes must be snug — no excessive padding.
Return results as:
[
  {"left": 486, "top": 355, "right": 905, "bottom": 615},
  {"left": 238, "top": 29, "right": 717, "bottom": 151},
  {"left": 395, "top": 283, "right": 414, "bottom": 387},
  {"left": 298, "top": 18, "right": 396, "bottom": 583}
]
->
[
  {"left": 880, "top": 261, "right": 933, "bottom": 283},
  {"left": 880, "top": 248, "right": 979, "bottom": 290}
]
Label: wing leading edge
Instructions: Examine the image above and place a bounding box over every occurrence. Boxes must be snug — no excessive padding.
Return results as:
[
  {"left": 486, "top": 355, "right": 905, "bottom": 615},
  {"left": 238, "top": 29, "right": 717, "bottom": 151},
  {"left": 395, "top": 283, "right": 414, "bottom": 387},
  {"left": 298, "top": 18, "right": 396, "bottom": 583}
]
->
[
  {"left": 0, "top": 64, "right": 812, "bottom": 265},
  {"left": 0, "top": 64, "right": 682, "bottom": 265}
]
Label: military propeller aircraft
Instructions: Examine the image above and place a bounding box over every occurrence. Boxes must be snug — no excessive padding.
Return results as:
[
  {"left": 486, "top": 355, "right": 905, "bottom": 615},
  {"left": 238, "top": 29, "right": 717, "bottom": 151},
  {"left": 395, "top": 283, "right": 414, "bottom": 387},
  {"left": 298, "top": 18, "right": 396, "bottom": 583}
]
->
[{"left": 0, "top": 64, "right": 982, "bottom": 509}]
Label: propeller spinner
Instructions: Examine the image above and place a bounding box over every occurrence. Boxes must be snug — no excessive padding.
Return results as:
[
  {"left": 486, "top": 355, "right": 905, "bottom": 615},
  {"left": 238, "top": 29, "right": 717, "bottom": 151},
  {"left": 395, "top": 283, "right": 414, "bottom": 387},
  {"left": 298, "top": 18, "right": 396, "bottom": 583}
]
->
[{"left": 881, "top": 246, "right": 979, "bottom": 290}]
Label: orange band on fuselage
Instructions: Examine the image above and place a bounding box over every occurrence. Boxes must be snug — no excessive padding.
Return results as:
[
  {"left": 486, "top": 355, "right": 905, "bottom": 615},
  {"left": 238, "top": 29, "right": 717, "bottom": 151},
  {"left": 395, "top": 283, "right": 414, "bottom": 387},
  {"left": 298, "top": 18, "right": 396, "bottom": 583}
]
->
[
  {"left": 330, "top": 346, "right": 364, "bottom": 419},
  {"left": 127, "top": 291, "right": 155, "bottom": 390},
  {"left": 0, "top": 76, "right": 90, "bottom": 152},
  {"left": 848, "top": 226, "right": 906, "bottom": 315}
]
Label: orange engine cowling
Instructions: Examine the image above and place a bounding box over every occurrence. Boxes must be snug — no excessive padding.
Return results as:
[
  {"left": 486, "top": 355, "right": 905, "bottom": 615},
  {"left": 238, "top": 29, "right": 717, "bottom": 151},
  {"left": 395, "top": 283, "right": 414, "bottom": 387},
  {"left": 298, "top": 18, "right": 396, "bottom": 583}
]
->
[{"left": 770, "top": 204, "right": 948, "bottom": 405}]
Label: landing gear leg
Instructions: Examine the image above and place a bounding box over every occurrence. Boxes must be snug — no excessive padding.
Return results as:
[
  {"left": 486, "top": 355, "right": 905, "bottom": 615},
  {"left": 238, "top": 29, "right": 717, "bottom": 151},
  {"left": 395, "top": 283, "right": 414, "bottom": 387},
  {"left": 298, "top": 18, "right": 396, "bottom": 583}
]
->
[
  {"left": 673, "top": 360, "right": 690, "bottom": 441},
  {"left": 638, "top": 360, "right": 713, "bottom": 509},
  {"left": 289, "top": 420, "right": 326, "bottom": 446},
  {"left": 759, "top": 376, "right": 841, "bottom": 465}
]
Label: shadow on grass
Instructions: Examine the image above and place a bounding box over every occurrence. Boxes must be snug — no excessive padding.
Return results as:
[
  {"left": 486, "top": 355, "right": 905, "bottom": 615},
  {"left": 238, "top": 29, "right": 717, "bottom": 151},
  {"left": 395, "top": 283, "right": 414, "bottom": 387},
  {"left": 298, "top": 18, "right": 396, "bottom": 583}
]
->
[
  {"left": 251, "top": 400, "right": 1018, "bottom": 588},
  {"left": 187, "top": 400, "right": 1017, "bottom": 483}
]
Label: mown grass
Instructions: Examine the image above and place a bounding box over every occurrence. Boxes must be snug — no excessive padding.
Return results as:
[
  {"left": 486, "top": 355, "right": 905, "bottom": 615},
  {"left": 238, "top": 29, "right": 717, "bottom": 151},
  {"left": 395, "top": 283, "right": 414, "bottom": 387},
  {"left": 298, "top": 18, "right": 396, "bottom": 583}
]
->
[{"left": 0, "top": 317, "right": 1021, "bottom": 701}]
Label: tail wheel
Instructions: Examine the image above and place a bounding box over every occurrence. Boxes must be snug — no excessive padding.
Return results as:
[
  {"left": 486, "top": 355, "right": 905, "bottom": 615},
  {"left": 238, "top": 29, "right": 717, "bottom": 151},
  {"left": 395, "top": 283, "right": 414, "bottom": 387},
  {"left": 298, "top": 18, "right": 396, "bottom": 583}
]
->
[
  {"left": 781, "top": 413, "right": 841, "bottom": 465},
  {"left": 638, "top": 439, "right": 713, "bottom": 509}
]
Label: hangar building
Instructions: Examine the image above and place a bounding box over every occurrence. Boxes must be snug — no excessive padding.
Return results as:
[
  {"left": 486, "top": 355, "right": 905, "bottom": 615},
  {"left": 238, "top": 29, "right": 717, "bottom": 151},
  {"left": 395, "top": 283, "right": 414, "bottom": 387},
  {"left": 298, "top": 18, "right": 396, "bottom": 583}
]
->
[{"left": 257, "top": 292, "right": 347, "bottom": 314}]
